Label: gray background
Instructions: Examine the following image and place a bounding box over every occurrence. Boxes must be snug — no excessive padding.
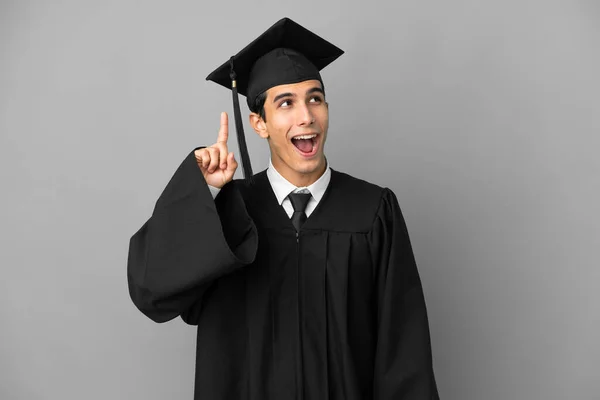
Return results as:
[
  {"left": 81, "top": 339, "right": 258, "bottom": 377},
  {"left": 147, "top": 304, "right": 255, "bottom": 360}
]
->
[{"left": 1, "top": 0, "right": 598, "bottom": 399}]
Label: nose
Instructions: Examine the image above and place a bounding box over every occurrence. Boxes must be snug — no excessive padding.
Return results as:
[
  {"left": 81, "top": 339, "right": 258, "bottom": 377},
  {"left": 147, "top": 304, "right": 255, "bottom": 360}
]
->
[{"left": 297, "top": 103, "right": 314, "bottom": 126}]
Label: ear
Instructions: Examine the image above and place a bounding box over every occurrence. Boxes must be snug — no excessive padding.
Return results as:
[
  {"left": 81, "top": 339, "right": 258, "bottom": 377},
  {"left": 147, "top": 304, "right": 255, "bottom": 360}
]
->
[{"left": 249, "top": 112, "right": 269, "bottom": 139}]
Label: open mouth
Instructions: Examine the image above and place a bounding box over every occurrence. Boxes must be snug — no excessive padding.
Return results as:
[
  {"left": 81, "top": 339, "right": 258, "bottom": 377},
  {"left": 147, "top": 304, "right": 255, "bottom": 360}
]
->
[{"left": 291, "top": 134, "right": 318, "bottom": 157}]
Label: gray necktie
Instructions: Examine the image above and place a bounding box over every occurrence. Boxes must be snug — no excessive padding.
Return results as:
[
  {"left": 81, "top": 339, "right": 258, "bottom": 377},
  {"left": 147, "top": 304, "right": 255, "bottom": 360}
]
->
[{"left": 288, "top": 192, "right": 311, "bottom": 232}]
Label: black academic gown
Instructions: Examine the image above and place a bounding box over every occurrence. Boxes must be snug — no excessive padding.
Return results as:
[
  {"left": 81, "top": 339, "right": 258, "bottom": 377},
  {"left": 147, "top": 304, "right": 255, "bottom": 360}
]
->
[{"left": 128, "top": 150, "right": 439, "bottom": 400}]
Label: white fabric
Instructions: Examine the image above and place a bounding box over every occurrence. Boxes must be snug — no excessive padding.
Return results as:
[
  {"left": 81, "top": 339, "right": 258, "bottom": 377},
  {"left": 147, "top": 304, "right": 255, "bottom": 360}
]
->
[
  {"left": 266, "top": 159, "right": 330, "bottom": 218},
  {"left": 207, "top": 159, "right": 331, "bottom": 218}
]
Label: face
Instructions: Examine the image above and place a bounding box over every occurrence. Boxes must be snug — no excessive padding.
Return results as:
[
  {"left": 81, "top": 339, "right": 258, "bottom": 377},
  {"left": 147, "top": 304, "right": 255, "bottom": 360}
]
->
[{"left": 250, "top": 79, "right": 329, "bottom": 187}]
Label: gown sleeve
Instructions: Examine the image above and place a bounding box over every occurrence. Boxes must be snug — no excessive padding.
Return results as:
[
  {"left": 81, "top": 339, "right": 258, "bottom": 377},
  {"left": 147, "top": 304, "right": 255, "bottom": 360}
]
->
[
  {"left": 368, "top": 188, "right": 439, "bottom": 399},
  {"left": 127, "top": 148, "right": 258, "bottom": 323}
]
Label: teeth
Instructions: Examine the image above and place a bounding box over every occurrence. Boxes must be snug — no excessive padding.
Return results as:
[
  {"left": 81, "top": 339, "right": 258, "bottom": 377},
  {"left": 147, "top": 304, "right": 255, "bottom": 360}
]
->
[{"left": 292, "top": 134, "right": 317, "bottom": 140}]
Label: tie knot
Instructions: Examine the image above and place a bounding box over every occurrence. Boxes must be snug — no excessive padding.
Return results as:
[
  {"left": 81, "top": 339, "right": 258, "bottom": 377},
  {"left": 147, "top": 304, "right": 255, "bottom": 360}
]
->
[{"left": 288, "top": 192, "right": 311, "bottom": 213}]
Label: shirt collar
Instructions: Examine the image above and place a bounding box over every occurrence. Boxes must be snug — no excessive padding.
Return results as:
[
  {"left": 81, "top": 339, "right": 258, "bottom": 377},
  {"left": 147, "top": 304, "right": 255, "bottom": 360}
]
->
[{"left": 267, "top": 158, "right": 331, "bottom": 206}]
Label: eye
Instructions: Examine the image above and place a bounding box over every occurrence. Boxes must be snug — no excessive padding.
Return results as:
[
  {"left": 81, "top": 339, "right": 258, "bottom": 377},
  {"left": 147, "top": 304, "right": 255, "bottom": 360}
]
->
[
  {"left": 309, "top": 95, "right": 323, "bottom": 103},
  {"left": 279, "top": 99, "right": 292, "bottom": 108}
]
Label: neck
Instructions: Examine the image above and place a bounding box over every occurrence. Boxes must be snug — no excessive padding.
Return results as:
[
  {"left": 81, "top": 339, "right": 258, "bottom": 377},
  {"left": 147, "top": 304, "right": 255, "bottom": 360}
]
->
[{"left": 271, "top": 157, "right": 327, "bottom": 187}]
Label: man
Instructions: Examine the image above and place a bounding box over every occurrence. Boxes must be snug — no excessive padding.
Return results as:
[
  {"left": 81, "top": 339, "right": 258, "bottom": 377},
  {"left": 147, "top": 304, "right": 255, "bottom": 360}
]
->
[{"left": 128, "top": 17, "right": 439, "bottom": 399}]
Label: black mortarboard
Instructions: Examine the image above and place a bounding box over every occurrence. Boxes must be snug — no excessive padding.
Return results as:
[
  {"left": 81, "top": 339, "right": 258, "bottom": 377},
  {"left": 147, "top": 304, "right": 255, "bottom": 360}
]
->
[{"left": 206, "top": 17, "right": 344, "bottom": 180}]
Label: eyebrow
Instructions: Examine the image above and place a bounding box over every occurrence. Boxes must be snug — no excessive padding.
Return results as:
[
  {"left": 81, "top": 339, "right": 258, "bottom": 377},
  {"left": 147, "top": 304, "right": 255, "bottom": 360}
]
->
[
  {"left": 307, "top": 87, "right": 324, "bottom": 96},
  {"left": 272, "top": 87, "right": 325, "bottom": 103},
  {"left": 272, "top": 92, "right": 294, "bottom": 103}
]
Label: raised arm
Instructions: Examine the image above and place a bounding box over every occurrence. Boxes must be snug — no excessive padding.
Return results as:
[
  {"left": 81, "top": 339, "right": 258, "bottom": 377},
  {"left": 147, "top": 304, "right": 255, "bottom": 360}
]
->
[{"left": 127, "top": 112, "right": 257, "bottom": 323}]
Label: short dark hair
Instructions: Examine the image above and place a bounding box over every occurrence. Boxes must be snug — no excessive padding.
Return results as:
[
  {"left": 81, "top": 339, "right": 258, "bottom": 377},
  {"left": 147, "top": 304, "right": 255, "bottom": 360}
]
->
[
  {"left": 249, "top": 81, "right": 326, "bottom": 122},
  {"left": 250, "top": 91, "right": 269, "bottom": 121}
]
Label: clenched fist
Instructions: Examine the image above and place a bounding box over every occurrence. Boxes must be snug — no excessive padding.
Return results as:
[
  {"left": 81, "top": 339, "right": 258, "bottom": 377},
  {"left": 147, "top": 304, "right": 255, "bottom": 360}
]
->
[{"left": 195, "top": 112, "right": 238, "bottom": 188}]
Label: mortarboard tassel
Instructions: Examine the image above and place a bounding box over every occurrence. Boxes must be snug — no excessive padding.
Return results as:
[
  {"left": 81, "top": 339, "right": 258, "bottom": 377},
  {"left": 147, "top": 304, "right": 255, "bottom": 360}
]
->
[{"left": 229, "top": 57, "right": 254, "bottom": 183}]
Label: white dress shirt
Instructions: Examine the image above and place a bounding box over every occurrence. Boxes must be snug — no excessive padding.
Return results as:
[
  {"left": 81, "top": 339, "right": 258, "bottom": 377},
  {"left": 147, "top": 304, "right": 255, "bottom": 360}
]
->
[
  {"left": 208, "top": 159, "right": 331, "bottom": 218},
  {"left": 266, "top": 159, "right": 331, "bottom": 218}
]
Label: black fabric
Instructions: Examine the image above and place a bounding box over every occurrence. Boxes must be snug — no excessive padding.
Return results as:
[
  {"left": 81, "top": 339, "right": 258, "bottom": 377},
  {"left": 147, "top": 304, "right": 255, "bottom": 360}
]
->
[
  {"left": 288, "top": 192, "right": 311, "bottom": 232},
  {"left": 128, "top": 150, "right": 439, "bottom": 399},
  {"left": 246, "top": 47, "right": 323, "bottom": 110},
  {"left": 206, "top": 17, "right": 344, "bottom": 104}
]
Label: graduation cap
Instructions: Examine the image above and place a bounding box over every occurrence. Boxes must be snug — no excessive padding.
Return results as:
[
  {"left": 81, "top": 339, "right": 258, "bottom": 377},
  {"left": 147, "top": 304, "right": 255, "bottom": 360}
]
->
[{"left": 206, "top": 17, "right": 344, "bottom": 180}]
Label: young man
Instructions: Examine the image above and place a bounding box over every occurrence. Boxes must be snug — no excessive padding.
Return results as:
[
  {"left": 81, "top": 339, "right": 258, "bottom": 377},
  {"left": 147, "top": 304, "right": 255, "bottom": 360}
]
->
[{"left": 128, "top": 17, "right": 439, "bottom": 399}]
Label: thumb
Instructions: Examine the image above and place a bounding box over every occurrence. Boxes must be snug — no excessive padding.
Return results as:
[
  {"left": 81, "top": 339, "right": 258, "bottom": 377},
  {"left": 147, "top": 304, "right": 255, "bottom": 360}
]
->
[
  {"left": 226, "top": 152, "right": 237, "bottom": 171},
  {"left": 225, "top": 152, "right": 238, "bottom": 178}
]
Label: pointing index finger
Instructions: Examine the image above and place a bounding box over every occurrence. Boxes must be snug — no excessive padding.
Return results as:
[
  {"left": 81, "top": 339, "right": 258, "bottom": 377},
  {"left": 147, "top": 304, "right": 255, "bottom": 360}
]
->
[{"left": 217, "top": 112, "right": 228, "bottom": 143}]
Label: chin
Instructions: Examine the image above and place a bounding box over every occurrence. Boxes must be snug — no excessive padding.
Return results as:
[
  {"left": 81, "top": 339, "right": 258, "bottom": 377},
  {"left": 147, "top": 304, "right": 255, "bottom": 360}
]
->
[{"left": 294, "top": 157, "right": 324, "bottom": 174}]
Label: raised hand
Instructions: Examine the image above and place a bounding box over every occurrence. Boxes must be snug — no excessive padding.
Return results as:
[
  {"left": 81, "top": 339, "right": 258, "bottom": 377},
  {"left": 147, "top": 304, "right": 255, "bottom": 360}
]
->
[{"left": 194, "top": 112, "right": 238, "bottom": 188}]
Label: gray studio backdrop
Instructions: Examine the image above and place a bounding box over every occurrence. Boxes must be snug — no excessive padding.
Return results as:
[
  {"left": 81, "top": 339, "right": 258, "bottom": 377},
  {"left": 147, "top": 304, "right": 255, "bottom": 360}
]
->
[{"left": 1, "top": 1, "right": 598, "bottom": 399}]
